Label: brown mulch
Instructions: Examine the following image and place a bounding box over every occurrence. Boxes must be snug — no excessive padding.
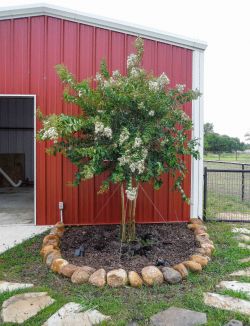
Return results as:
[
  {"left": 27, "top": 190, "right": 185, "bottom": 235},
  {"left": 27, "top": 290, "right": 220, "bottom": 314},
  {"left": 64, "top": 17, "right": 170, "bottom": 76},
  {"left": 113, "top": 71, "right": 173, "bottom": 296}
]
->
[{"left": 60, "top": 223, "right": 199, "bottom": 273}]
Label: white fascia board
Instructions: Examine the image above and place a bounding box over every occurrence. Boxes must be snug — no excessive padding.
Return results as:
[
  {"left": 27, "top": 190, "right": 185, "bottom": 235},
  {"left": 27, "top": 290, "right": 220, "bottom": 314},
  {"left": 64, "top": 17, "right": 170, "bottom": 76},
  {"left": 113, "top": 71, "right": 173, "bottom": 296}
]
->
[
  {"left": 0, "top": 3, "right": 207, "bottom": 51},
  {"left": 191, "top": 50, "right": 204, "bottom": 219}
]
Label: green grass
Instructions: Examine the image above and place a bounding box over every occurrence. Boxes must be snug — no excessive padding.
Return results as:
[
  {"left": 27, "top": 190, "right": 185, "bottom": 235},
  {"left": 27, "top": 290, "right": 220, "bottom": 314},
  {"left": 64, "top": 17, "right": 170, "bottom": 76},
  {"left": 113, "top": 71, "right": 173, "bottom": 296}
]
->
[
  {"left": 206, "top": 192, "right": 250, "bottom": 219},
  {"left": 205, "top": 152, "right": 250, "bottom": 163},
  {"left": 1, "top": 223, "right": 250, "bottom": 325}
]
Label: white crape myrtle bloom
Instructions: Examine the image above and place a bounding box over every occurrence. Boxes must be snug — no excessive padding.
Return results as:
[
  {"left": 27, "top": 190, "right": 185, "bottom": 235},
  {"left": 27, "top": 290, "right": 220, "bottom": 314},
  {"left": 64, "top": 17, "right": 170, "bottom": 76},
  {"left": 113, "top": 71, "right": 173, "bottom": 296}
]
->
[
  {"left": 112, "top": 70, "right": 121, "bottom": 78},
  {"left": 127, "top": 53, "right": 137, "bottom": 69},
  {"left": 130, "top": 67, "right": 140, "bottom": 78},
  {"left": 157, "top": 72, "right": 170, "bottom": 88},
  {"left": 95, "top": 121, "right": 112, "bottom": 139},
  {"left": 41, "top": 127, "right": 58, "bottom": 142},
  {"left": 176, "top": 84, "right": 186, "bottom": 92},
  {"left": 138, "top": 102, "right": 145, "bottom": 110},
  {"left": 148, "top": 110, "right": 155, "bottom": 117},
  {"left": 118, "top": 155, "right": 130, "bottom": 166},
  {"left": 125, "top": 186, "right": 138, "bottom": 201},
  {"left": 133, "top": 137, "right": 142, "bottom": 148},
  {"left": 119, "top": 128, "right": 130, "bottom": 145},
  {"left": 103, "top": 127, "right": 112, "bottom": 139},
  {"left": 95, "top": 73, "right": 103, "bottom": 83},
  {"left": 148, "top": 80, "right": 159, "bottom": 92},
  {"left": 95, "top": 121, "right": 104, "bottom": 134},
  {"left": 78, "top": 90, "right": 83, "bottom": 97},
  {"left": 142, "top": 148, "right": 148, "bottom": 159}
]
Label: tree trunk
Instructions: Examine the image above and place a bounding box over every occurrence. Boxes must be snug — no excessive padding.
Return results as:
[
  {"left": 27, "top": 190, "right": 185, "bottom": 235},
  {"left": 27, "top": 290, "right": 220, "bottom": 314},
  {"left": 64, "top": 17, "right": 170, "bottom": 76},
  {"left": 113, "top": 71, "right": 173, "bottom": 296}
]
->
[{"left": 120, "top": 182, "right": 138, "bottom": 242}]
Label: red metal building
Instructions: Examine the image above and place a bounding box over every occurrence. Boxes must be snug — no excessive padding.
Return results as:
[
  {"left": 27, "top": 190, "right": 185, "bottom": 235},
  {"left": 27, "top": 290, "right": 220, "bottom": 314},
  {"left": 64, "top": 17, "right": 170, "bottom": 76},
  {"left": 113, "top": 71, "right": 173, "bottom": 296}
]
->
[{"left": 0, "top": 4, "right": 206, "bottom": 225}]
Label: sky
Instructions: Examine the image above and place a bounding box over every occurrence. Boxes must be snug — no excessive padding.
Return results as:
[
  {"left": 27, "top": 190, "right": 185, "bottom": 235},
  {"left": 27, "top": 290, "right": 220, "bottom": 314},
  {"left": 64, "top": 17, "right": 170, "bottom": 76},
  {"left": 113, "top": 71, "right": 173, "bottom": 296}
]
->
[{"left": 1, "top": 0, "right": 250, "bottom": 142}]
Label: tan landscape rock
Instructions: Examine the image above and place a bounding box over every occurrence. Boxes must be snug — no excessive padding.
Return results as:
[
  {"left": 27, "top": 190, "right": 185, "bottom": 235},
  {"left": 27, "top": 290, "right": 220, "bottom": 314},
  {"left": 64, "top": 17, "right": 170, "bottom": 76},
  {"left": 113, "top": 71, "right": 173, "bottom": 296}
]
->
[
  {"left": 51, "top": 258, "right": 68, "bottom": 273},
  {"left": 188, "top": 223, "right": 207, "bottom": 231},
  {"left": 80, "top": 266, "right": 96, "bottom": 275},
  {"left": 128, "top": 271, "right": 143, "bottom": 288},
  {"left": 71, "top": 267, "right": 91, "bottom": 284},
  {"left": 194, "top": 228, "right": 209, "bottom": 236},
  {"left": 141, "top": 266, "right": 163, "bottom": 286},
  {"left": 1, "top": 292, "right": 55, "bottom": 324},
  {"left": 190, "top": 218, "right": 203, "bottom": 225},
  {"left": 60, "top": 264, "right": 78, "bottom": 277},
  {"left": 107, "top": 269, "right": 128, "bottom": 287},
  {"left": 40, "top": 244, "right": 59, "bottom": 257},
  {"left": 173, "top": 263, "right": 188, "bottom": 278},
  {"left": 89, "top": 269, "right": 107, "bottom": 287},
  {"left": 190, "top": 255, "right": 208, "bottom": 267},
  {"left": 42, "top": 234, "right": 60, "bottom": 247},
  {"left": 183, "top": 260, "right": 202, "bottom": 272},
  {"left": 201, "top": 243, "right": 215, "bottom": 252},
  {"left": 45, "top": 251, "right": 62, "bottom": 267}
]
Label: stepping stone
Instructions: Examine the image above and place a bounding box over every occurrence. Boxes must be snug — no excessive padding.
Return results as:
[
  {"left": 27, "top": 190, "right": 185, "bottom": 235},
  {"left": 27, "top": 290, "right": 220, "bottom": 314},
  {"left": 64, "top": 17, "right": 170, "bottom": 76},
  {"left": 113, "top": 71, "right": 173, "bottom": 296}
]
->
[
  {"left": 0, "top": 281, "right": 33, "bottom": 293},
  {"left": 230, "top": 267, "right": 250, "bottom": 277},
  {"left": 239, "top": 243, "right": 250, "bottom": 249},
  {"left": 204, "top": 292, "right": 250, "bottom": 315},
  {"left": 224, "top": 320, "right": 243, "bottom": 326},
  {"left": 235, "top": 234, "right": 250, "bottom": 242},
  {"left": 1, "top": 292, "right": 55, "bottom": 324},
  {"left": 239, "top": 257, "right": 250, "bottom": 263},
  {"left": 232, "top": 228, "right": 250, "bottom": 235},
  {"left": 217, "top": 280, "right": 250, "bottom": 295},
  {"left": 150, "top": 307, "right": 207, "bottom": 325},
  {"left": 43, "top": 302, "right": 111, "bottom": 326}
]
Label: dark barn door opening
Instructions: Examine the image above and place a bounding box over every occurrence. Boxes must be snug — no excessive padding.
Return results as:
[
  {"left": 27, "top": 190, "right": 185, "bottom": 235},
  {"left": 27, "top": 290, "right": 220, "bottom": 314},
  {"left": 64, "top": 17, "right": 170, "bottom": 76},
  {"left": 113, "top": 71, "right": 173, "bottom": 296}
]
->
[{"left": 0, "top": 96, "right": 34, "bottom": 224}]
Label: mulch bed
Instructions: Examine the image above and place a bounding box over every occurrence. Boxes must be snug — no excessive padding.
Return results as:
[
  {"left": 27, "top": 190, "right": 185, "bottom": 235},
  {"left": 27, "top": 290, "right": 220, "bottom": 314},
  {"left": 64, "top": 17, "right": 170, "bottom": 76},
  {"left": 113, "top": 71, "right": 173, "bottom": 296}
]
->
[{"left": 60, "top": 223, "right": 198, "bottom": 273}]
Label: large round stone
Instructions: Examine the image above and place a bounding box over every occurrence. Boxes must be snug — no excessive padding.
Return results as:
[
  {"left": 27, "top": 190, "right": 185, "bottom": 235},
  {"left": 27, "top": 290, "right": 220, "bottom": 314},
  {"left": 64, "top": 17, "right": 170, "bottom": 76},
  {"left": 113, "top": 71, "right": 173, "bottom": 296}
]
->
[
  {"left": 60, "top": 264, "right": 78, "bottom": 277},
  {"left": 107, "top": 269, "right": 128, "bottom": 287},
  {"left": 42, "top": 235, "right": 60, "bottom": 247},
  {"left": 190, "top": 255, "right": 208, "bottom": 267},
  {"left": 71, "top": 267, "right": 91, "bottom": 284},
  {"left": 183, "top": 260, "right": 202, "bottom": 272},
  {"left": 45, "top": 251, "right": 62, "bottom": 267},
  {"left": 173, "top": 263, "right": 188, "bottom": 278},
  {"left": 128, "top": 271, "right": 143, "bottom": 288},
  {"left": 51, "top": 259, "right": 68, "bottom": 273},
  {"left": 89, "top": 269, "right": 107, "bottom": 287},
  {"left": 141, "top": 266, "right": 163, "bottom": 286},
  {"left": 162, "top": 267, "right": 182, "bottom": 284}
]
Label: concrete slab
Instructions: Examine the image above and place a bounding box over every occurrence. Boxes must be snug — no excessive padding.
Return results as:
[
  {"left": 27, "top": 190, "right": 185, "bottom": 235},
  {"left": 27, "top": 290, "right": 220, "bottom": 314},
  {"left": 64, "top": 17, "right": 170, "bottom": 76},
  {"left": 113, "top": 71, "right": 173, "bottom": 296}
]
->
[
  {"left": 0, "top": 281, "right": 33, "bottom": 293},
  {"left": 150, "top": 307, "right": 207, "bottom": 326},
  {"left": 204, "top": 292, "right": 250, "bottom": 315},
  {"left": 239, "top": 257, "right": 250, "bottom": 263},
  {"left": 217, "top": 281, "right": 250, "bottom": 295},
  {"left": 0, "top": 225, "right": 50, "bottom": 254},
  {"left": 0, "top": 187, "right": 34, "bottom": 224},
  {"left": 232, "top": 228, "right": 250, "bottom": 235},
  {"left": 230, "top": 267, "right": 250, "bottom": 277}
]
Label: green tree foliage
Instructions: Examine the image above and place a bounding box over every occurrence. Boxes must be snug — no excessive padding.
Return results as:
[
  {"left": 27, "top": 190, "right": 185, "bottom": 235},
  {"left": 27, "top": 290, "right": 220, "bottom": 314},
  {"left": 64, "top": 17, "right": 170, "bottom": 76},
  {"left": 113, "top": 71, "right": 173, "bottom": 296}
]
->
[
  {"left": 37, "top": 38, "right": 200, "bottom": 241},
  {"left": 204, "top": 122, "right": 246, "bottom": 159}
]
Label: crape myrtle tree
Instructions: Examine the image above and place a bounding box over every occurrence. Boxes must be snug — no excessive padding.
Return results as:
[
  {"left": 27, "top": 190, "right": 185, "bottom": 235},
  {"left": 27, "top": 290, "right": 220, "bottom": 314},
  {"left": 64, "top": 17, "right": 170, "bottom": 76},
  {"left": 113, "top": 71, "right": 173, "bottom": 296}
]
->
[{"left": 37, "top": 37, "right": 200, "bottom": 242}]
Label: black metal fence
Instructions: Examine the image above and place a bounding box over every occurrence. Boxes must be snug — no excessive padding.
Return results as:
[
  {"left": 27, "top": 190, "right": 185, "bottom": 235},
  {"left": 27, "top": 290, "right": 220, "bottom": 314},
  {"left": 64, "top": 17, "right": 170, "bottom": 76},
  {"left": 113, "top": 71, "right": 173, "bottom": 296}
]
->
[{"left": 203, "top": 161, "right": 250, "bottom": 222}]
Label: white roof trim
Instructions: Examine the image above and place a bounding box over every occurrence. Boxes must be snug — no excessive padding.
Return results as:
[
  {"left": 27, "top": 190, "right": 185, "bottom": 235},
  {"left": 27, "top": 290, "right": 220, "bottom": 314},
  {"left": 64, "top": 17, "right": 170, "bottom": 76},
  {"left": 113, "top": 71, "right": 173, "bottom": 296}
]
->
[{"left": 0, "top": 3, "right": 207, "bottom": 51}]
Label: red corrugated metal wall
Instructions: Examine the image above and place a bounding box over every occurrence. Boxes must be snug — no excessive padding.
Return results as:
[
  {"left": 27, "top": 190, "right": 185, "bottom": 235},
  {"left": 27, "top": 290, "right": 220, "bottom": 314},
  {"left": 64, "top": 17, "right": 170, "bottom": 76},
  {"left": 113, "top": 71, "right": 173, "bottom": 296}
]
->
[{"left": 0, "top": 16, "right": 193, "bottom": 225}]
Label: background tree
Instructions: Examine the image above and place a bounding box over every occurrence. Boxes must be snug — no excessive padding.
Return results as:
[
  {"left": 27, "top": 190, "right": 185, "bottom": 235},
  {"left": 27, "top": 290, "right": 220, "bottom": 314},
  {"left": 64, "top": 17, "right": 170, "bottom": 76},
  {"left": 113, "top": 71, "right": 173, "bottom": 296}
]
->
[
  {"left": 204, "top": 122, "right": 246, "bottom": 160},
  {"left": 38, "top": 38, "right": 200, "bottom": 242}
]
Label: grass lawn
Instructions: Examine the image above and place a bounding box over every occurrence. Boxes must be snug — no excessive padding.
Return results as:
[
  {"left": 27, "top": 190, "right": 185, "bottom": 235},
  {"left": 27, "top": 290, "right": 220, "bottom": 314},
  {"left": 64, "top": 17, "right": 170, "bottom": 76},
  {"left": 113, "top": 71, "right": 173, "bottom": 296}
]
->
[
  {"left": 204, "top": 152, "right": 250, "bottom": 164},
  {"left": 1, "top": 223, "right": 250, "bottom": 325}
]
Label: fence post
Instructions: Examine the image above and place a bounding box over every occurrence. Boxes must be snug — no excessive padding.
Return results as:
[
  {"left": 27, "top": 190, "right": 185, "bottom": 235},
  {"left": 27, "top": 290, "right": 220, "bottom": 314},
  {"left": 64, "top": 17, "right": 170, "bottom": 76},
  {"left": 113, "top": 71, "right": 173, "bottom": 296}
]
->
[
  {"left": 242, "top": 164, "right": 245, "bottom": 201},
  {"left": 203, "top": 167, "right": 208, "bottom": 222}
]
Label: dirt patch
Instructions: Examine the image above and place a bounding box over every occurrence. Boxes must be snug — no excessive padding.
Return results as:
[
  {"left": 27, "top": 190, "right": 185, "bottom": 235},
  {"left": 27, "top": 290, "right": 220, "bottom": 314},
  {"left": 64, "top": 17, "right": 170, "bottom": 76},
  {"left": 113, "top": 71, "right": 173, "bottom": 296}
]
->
[{"left": 61, "top": 223, "right": 198, "bottom": 272}]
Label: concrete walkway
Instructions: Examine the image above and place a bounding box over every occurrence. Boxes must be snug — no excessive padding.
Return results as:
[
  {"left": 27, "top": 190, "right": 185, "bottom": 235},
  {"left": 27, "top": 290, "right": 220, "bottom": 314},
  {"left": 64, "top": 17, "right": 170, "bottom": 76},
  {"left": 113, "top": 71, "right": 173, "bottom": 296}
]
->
[{"left": 0, "top": 225, "right": 50, "bottom": 254}]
